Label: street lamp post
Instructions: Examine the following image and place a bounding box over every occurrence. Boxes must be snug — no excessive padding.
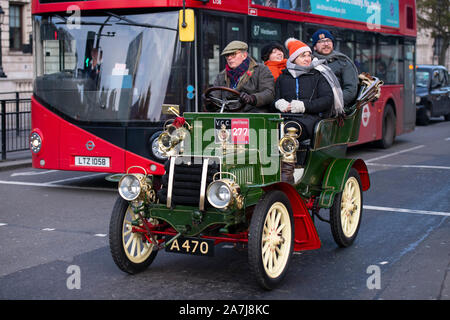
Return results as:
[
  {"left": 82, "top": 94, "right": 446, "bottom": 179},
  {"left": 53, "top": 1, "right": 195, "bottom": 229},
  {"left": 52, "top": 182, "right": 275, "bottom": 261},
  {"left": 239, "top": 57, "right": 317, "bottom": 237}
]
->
[{"left": 0, "top": 5, "right": 7, "bottom": 78}]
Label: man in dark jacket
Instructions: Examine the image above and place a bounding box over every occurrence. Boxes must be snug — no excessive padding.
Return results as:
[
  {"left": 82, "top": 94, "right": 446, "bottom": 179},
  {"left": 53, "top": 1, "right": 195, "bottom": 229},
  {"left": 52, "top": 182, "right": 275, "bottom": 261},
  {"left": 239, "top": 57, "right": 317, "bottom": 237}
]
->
[
  {"left": 207, "top": 40, "right": 275, "bottom": 112},
  {"left": 312, "top": 29, "right": 358, "bottom": 107}
]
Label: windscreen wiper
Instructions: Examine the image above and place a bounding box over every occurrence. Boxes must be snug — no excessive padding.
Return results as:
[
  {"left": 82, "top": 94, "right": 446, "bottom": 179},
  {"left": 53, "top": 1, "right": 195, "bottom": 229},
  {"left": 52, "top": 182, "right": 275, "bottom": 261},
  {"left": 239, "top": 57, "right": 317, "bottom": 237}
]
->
[
  {"left": 54, "top": 14, "right": 112, "bottom": 26},
  {"left": 105, "top": 11, "right": 177, "bottom": 31}
]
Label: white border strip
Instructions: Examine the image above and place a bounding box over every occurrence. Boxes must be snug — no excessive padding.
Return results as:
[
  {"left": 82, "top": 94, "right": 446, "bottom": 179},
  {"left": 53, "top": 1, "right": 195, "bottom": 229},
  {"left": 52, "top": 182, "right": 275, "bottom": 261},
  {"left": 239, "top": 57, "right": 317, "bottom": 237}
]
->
[
  {"left": 366, "top": 145, "right": 425, "bottom": 163},
  {"left": 46, "top": 173, "right": 106, "bottom": 184},
  {"left": 0, "top": 180, "right": 115, "bottom": 192},
  {"left": 366, "top": 163, "right": 450, "bottom": 170},
  {"left": 364, "top": 205, "right": 450, "bottom": 217}
]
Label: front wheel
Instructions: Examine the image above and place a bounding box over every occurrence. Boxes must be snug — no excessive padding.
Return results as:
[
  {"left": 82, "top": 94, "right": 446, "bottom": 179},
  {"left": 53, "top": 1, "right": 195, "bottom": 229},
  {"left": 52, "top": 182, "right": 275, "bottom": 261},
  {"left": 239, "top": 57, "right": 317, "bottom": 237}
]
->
[
  {"left": 330, "top": 168, "right": 363, "bottom": 247},
  {"left": 248, "top": 190, "right": 294, "bottom": 290},
  {"left": 109, "top": 197, "right": 158, "bottom": 274}
]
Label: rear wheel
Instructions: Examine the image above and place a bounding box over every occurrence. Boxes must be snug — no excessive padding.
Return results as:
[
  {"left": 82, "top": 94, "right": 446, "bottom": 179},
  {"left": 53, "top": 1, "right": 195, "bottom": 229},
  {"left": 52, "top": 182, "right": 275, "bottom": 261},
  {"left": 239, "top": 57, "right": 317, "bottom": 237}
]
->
[
  {"left": 109, "top": 197, "right": 158, "bottom": 274},
  {"left": 376, "top": 104, "right": 396, "bottom": 148},
  {"left": 330, "top": 168, "right": 363, "bottom": 247},
  {"left": 248, "top": 190, "right": 294, "bottom": 290}
]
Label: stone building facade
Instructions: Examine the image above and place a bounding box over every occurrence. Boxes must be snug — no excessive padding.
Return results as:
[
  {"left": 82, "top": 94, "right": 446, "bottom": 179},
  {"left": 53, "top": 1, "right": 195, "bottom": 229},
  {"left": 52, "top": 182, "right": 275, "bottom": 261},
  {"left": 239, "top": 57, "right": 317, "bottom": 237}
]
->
[
  {"left": 0, "top": 0, "right": 33, "bottom": 94},
  {"left": 416, "top": 29, "right": 450, "bottom": 69}
]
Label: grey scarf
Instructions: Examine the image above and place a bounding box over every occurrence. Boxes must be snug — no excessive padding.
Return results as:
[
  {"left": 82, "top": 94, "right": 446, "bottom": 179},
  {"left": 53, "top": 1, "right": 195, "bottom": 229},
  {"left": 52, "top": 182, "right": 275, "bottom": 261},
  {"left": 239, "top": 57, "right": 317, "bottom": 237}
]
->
[{"left": 287, "top": 58, "right": 344, "bottom": 116}]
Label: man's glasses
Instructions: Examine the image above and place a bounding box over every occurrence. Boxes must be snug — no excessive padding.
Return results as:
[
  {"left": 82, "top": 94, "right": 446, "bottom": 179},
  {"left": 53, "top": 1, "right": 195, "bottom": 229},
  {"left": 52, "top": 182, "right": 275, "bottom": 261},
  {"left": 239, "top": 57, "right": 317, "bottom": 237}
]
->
[
  {"left": 225, "top": 51, "right": 241, "bottom": 59},
  {"left": 316, "top": 39, "right": 332, "bottom": 45}
]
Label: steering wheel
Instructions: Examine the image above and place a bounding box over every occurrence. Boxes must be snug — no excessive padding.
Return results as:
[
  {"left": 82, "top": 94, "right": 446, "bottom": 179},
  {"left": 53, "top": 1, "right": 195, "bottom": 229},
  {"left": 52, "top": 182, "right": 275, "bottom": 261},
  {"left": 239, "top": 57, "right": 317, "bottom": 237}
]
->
[{"left": 203, "top": 86, "right": 245, "bottom": 112}]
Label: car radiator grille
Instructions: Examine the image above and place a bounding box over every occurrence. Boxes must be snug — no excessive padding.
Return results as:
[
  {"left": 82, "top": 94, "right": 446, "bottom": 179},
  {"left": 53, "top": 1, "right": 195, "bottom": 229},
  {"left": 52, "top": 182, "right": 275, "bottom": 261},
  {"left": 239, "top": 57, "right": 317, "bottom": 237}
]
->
[{"left": 157, "top": 157, "right": 219, "bottom": 207}]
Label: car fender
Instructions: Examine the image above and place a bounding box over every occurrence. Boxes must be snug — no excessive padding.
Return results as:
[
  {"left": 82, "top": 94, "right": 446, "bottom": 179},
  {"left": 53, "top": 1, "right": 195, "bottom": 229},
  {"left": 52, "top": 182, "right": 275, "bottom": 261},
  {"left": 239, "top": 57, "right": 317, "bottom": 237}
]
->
[
  {"left": 318, "top": 158, "right": 370, "bottom": 208},
  {"left": 262, "top": 182, "right": 321, "bottom": 252}
]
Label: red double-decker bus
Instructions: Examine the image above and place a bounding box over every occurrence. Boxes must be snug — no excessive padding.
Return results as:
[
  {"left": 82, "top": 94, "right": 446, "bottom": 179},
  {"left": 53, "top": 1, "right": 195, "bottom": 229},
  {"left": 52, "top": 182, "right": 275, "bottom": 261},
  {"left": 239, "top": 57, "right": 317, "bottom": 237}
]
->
[{"left": 30, "top": 0, "right": 416, "bottom": 174}]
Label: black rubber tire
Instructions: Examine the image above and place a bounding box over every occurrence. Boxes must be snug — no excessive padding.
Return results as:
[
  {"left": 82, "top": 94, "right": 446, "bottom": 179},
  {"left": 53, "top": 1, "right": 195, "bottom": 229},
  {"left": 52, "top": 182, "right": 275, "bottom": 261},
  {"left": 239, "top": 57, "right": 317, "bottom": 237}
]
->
[
  {"left": 376, "top": 104, "right": 396, "bottom": 148},
  {"left": 416, "top": 107, "right": 431, "bottom": 126},
  {"left": 443, "top": 113, "right": 450, "bottom": 121},
  {"left": 109, "top": 197, "right": 158, "bottom": 274},
  {"left": 330, "top": 168, "right": 363, "bottom": 248},
  {"left": 248, "top": 190, "right": 294, "bottom": 290}
]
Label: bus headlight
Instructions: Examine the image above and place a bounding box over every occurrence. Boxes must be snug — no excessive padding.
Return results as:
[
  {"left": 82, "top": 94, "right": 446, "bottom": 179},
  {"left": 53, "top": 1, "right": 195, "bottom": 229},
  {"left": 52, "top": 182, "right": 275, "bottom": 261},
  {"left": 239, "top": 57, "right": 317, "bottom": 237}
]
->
[
  {"left": 30, "top": 131, "right": 42, "bottom": 154},
  {"left": 150, "top": 131, "right": 168, "bottom": 161},
  {"left": 207, "top": 175, "right": 242, "bottom": 209},
  {"left": 118, "top": 174, "right": 143, "bottom": 201}
]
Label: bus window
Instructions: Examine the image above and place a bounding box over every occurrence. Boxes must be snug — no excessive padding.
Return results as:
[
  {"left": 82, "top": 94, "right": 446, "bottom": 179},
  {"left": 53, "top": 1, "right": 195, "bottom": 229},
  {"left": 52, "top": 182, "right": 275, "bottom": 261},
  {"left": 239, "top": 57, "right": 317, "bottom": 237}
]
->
[
  {"left": 40, "top": 24, "right": 77, "bottom": 75},
  {"left": 377, "top": 36, "right": 399, "bottom": 84},
  {"left": 335, "top": 30, "right": 355, "bottom": 61},
  {"left": 249, "top": 19, "right": 283, "bottom": 61},
  {"left": 355, "top": 32, "right": 375, "bottom": 75},
  {"left": 286, "top": 23, "right": 302, "bottom": 40},
  {"left": 201, "top": 15, "right": 221, "bottom": 90},
  {"left": 225, "top": 19, "right": 245, "bottom": 45}
]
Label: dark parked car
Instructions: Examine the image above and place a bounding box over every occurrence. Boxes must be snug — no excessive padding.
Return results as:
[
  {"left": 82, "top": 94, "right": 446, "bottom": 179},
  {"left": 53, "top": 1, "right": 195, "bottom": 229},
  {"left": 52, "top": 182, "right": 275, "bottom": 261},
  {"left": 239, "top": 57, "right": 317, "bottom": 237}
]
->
[{"left": 416, "top": 65, "right": 450, "bottom": 125}]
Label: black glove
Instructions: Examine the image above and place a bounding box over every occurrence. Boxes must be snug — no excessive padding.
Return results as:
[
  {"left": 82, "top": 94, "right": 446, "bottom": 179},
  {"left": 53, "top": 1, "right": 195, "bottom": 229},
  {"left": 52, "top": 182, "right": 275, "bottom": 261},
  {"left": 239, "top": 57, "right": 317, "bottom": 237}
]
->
[
  {"left": 202, "top": 93, "right": 214, "bottom": 111},
  {"left": 239, "top": 92, "right": 257, "bottom": 106},
  {"left": 202, "top": 93, "right": 212, "bottom": 104}
]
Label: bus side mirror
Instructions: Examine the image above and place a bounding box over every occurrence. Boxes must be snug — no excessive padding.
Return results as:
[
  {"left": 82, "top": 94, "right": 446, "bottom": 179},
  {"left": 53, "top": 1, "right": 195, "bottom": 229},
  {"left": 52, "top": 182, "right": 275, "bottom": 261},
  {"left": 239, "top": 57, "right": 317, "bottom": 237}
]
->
[{"left": 179, "top": 9, "right": 195, "bottom": 42}]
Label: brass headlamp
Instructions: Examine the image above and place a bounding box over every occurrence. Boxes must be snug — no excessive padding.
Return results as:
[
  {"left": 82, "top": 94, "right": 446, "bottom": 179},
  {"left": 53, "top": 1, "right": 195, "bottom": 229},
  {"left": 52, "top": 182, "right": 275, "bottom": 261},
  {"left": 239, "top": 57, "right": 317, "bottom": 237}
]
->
[
  {"left": 118, "top": 166, "right": 155, "bottom": 203},
  {"left": 278, "top": 126, "right": 300, "bottom": 163},
  {"left": 206, "top": 172, "right": 243, "bottom": 210},
  {"left": 157, "top": 121, "right": 190, "bottom": 157}
]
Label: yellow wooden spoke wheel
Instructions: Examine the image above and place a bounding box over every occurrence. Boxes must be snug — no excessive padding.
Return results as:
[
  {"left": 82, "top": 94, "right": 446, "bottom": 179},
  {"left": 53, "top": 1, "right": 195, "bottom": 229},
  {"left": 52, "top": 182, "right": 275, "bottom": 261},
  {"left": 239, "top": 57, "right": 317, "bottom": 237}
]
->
[
  {"left": 122, "top": 206, "right": 154, "bottom": 264},
  {"left": 330, "top": 168, "right": 363, "bottom": 247},
  {"left": 249, "top": 190, "right": 294, "bottom": 290},
  {"left": 261, "top": 202, "right": 292, "bottom": 279},
  {"left": 109, "top": 197, "right": 158, "bottom": 274}
]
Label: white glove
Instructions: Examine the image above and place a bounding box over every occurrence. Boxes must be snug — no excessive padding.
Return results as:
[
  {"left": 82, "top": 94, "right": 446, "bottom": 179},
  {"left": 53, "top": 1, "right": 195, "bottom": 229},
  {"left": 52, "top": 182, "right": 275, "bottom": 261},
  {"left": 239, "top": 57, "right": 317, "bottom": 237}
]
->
[
  {"left": 290, "top": 100, "right": 305, "bottom": 113},
  {"left": 275, "top": 99, "right": 290, "bottom": 112}
]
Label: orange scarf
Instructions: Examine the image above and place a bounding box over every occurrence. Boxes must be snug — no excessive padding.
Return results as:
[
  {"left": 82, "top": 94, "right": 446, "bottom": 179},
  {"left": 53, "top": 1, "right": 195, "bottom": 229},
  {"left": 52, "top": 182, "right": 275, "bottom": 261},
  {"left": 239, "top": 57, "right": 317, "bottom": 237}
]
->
[{"left": 264, "top": 59, "right": 287, "bottom": 81}]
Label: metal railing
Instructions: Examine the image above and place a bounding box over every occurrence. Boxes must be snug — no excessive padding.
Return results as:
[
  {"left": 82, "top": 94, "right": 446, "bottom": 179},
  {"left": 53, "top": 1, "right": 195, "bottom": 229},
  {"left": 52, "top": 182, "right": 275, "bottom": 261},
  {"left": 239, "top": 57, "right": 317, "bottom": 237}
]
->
[{"left": 0, "top": 92, "right": 32, "bottom": 160}]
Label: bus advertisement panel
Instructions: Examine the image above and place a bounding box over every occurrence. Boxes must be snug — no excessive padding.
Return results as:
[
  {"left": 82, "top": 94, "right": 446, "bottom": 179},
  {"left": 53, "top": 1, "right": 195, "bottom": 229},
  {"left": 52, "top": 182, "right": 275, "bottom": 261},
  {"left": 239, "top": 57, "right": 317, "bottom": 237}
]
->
[{"left": 254, "top": 0, "right": 400, "bottom": 28}]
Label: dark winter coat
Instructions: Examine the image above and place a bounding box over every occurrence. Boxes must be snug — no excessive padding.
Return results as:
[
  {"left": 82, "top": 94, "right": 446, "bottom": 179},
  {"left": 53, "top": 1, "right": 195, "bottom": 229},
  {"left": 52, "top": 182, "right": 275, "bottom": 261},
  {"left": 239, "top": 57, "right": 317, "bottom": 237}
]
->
[
  {"left": 313, "top": 51, "right": 359, "bottom": 107},
  {"left": 212, "top": 57, "right": 275, "bottom": 112},
  {"left": 274, "top": 68, "right": 334, "bottom": 138}
]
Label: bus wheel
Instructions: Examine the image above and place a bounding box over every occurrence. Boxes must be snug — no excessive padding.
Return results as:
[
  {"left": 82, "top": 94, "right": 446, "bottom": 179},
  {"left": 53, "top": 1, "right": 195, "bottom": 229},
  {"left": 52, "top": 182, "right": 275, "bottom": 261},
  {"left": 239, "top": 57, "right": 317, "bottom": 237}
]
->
[
  {"left": 109, "top": 197, "right": 158, "bottom": 274},
  {"left": 248, "top": 190, "right": 294, "bottom": 290},
  {"left": 330, "top": 168, "right": 363, "bottom": 248},
  {"left": 377, "top": 104, "right": 396, "bottom": 148}
]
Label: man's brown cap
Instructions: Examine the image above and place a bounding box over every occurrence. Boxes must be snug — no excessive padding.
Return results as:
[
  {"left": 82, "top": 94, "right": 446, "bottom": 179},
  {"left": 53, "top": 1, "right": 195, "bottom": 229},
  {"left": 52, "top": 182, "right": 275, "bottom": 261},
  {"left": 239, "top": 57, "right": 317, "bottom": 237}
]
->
[{"left": 221, "top": 40, "right": 248, "bottom": 56}]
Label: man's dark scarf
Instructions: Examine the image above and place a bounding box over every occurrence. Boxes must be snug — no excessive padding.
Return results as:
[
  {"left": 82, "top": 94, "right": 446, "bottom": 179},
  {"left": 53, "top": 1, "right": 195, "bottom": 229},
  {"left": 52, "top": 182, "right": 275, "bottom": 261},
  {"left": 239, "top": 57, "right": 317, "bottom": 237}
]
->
[{"left": 226, "top": 57, "right": 250, "bottom": 88}]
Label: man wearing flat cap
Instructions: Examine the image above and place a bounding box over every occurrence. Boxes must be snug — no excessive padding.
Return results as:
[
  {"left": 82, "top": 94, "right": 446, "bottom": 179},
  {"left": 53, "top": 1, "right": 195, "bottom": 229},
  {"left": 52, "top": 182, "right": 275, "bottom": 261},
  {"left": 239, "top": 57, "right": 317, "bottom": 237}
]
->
[
  {"left": 312, "top": 29, "right": 358, "bottom": 107},
  {"left": 207, "top": 40, "right": 275, "bottom": 112}
]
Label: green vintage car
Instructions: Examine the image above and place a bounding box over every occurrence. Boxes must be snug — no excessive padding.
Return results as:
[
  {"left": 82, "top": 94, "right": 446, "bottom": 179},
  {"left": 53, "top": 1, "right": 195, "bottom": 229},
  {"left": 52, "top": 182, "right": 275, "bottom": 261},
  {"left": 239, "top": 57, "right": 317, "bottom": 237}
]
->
[{"left": 108, "top": 74, "right": 382, "bottom": 290}]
